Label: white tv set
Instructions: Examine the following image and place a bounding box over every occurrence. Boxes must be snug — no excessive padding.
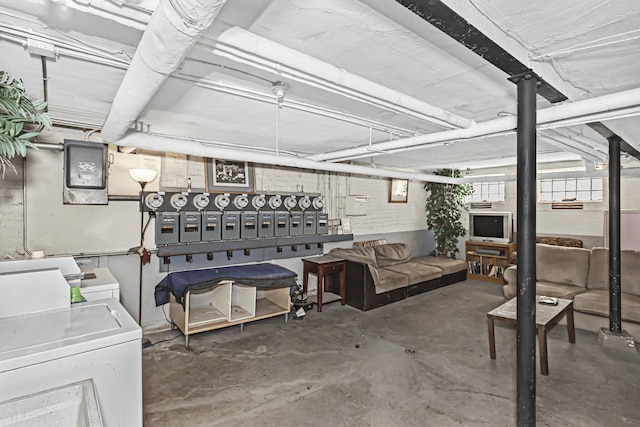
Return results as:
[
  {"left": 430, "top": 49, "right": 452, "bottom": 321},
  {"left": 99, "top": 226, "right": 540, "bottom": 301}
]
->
[{"left": 468, "top": 211, "right": 513, "bottom": 244}]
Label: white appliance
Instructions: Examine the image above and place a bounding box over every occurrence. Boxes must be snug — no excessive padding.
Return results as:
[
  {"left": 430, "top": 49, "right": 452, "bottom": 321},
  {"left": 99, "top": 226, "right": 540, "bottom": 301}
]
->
[
  {"left": 81, "top": 267, "right": 121, "bottom": 301},
  {"left": 0, "top": 261, "right": 142, "bottom": 427}
]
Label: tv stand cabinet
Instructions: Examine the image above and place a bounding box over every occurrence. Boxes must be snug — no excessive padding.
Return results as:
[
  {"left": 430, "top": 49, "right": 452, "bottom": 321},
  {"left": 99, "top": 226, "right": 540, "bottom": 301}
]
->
[{"left": 465, "top": 241, "right": 516, "bottom": 284}]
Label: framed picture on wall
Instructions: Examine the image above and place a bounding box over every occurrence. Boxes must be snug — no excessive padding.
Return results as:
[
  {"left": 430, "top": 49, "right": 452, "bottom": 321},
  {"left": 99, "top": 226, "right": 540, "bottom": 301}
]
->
[
  {"left": 389, "top": 178, "right": 409, "bottom": 203},
  {"left": 205, "top": 159, "right": 255, "bottom": 193}
]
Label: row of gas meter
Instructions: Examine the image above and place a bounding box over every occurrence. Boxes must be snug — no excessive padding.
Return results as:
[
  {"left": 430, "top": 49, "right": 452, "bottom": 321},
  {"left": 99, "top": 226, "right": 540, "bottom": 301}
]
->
[{"left": 143, "top": 192, "right": 329, "bottom": 245}]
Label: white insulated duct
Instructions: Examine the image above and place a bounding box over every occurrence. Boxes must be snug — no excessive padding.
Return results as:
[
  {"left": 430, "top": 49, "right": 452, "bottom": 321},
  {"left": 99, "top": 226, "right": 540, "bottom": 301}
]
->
[
  {"left": 116, "top": 132, "right": 460, "bottom": 184},
  {"left": 310, "top": 87, "right": 640, "bottom": 162},
  {"left": 101, "top": 0, "right": 228, "bottom": 143},
  {"left": 212, "top": 27, "right": 473, "bottom": 130}
]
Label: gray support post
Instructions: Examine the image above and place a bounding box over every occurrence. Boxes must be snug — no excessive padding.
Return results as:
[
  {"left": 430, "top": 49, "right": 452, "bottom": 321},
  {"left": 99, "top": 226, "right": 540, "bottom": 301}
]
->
[
  {"left": 510, "top": 71, "right": 538, "bottom": 427},
  {"left": 608, "top": 136, "right": 622, "bottom": 333}
]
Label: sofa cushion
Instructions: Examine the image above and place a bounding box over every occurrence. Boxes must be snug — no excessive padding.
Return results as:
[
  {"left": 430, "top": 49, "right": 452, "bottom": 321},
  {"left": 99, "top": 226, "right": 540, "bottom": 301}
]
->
[
  {"left": 383, "top": 262, "right": 442, "bottom": 285},
  {"left": 535, "top": 281, "right": 588, "bottom": 299},
  {"left": 329, "top": 246, "right": 377, "bottom": 266},
  {"left": 536, "top": 244, "right": 590, "bottom": 288},
  {"left": 412, "top": 256, "right": 467, "bottom": 275},
  {"left": 374, "top": 243, "right": 411, "bottom": 267},
  {"left": 587, "top": 247, "right": 609, "bottom": 290},
  {"left": 574, "top": 289, "right": 640, "bottom": 323},
  {"left": 368, "top": 266, "right": 409, "bottom": 294},
  {"left": 621, "top": 250, "right": 640, "bottom": 297}
]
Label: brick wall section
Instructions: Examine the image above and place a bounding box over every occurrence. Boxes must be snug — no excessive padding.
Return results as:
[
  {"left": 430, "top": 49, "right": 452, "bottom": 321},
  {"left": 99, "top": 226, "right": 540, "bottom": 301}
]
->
[{"left": 0, "top": 158, "right": 25, "bottom": 257}]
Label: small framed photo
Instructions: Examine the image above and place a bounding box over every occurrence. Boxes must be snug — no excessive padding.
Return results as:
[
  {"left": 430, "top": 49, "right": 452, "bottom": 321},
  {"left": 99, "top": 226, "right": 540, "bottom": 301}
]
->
[
  {"left": 206, "top": 159, "right": 255, "bottom": 193},
  {"left": 389, "top": 178, "right": 409, "bottom": 203}
]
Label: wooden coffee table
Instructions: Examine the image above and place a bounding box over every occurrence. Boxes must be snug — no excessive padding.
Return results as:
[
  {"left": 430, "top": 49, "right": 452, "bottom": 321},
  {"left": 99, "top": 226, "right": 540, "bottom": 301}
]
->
[{"left": 487, "top": 297, "right": 575, "bottom": 375}]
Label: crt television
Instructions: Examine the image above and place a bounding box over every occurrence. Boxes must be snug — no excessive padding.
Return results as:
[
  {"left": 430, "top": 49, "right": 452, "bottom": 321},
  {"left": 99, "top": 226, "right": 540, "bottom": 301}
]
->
[{"left": 469, "top": 211, "right": 513, "bottom": 244}]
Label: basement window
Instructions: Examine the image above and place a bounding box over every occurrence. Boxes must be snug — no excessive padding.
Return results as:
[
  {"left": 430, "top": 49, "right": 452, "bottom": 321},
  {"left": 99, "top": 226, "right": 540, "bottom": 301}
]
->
[
  {"left": 539, "top": 177, "right": 603, "bottom": 202},
  {"left": 466, "top": 181, "right": 505, "bottom": 203}
]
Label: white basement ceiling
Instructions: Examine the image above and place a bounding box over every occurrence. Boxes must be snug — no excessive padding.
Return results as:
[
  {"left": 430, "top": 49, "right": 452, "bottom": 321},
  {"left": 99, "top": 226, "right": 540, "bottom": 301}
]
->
[{"left": 1, "top": 0, "right": 639, "bottom": 177}]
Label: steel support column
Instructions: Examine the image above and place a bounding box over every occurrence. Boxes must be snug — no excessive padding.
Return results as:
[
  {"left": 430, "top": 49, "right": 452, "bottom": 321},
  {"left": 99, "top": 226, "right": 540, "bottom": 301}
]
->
[
  {"left": 510, "top": 71, "right": 538, "bottom": 427},
  {"left": 608, "top": 136, "right": 622, "bottom": 333}
]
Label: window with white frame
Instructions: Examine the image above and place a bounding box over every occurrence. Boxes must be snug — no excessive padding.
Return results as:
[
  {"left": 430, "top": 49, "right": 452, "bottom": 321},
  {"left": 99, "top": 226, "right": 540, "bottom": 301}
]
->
[
  {"left": 539, "top": 177, "right": 603, "bottom": 202},
  {"left": 466, "top": 181, "right": 505, "bottom": 203}
]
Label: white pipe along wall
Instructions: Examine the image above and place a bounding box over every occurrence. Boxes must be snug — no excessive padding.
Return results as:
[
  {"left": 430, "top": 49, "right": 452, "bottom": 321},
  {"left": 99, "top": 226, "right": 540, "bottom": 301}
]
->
[
  {"left": 115, "top": 132, "right": 460, "bottom": 184},
  {"left": 101, "top": 0, "right": 229, "bottom": 143}
]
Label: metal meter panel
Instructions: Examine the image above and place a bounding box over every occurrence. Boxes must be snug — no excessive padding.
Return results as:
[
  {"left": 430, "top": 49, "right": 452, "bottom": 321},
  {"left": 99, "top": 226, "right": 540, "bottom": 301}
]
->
[
  {"left": 179, "top": 212, "right": 201, "bottom": 243},
  {"left": 317, "top": 213, "right": 329, "bottom": 235},
  {"left": 312, "top": 197, "right": 324, "bottom": 210},
  {"left": 192, "top": 193, "right": 210, "bottom": 211},
  {"left": 202, "top": 211, "right": 222, "bottom": 241},
  {"left": 258, "top": 212, "right": 274, "bottom": 237},
  {"left": 241, "top": 212, "right": 258, "bottom": 239},
  {"left": 289, "top": 212, "right": 303, "bottom": 236},
  {"left": 213, "top": 194, "right": 230, "bottom": 210},
  {"left": 303, "top": 212, "right": 317, "bottom": 235},
  {"left": 222, "top": 212, "right": 240, "bottom": 240},
  {"left": 144, "top": 193, "right": 164, "bottom": 210},
  {"left": 156, "top": 212, "right": 179, "bottom": 244},
  {"left": 170, "top": 193, "right": 189, "bottom": 210},
  {"left": 268, "top": 195, "right": 282, "bottom": 210},
  {"left": 62, "top": 140, "right": 108, "bottom": 205},
  {"left": 274, "top": 211, "right": 289, "bottom": 237},
  {"left": 298, "top": 196, "right": 312, "bottom": 211},
  {"left": 283, "top": 196, "right": 297, "bottom": 211},
  {"left": 251, "top": 194, "right": 266, "bottom": 210}
]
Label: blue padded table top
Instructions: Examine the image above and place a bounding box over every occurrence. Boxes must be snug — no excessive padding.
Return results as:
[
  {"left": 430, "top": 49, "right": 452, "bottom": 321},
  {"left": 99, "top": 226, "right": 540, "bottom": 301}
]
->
[{"left": 154, "top": 263, "right": 297, "bottom": 306}]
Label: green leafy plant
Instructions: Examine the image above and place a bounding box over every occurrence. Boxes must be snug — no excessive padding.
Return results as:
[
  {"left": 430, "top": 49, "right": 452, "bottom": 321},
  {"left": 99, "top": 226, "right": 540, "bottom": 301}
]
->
[
  {"left": 0, "top": 71, "right": 52, "bottom": 177},
  {"left": 424, "top": 169, "right": 473, "bottom": 258}
]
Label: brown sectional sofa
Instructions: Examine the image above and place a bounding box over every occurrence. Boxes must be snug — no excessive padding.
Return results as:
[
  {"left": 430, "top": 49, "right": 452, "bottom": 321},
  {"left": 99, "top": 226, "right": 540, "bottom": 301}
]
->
[
  {"left": 503, "top": 244, "right": 640, "bottom": 340},
  {"left": 328, "top": 243, "right": 467, "bottom": 311}
]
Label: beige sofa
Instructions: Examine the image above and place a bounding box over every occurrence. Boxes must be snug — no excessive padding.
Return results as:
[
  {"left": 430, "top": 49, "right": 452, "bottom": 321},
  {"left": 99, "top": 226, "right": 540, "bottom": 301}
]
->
[
  {"left": 503, "top": 244, "right": 640, "bottom": 340},
  {"left": 329, "top": 243, "right": 467, "bottom": 311}
]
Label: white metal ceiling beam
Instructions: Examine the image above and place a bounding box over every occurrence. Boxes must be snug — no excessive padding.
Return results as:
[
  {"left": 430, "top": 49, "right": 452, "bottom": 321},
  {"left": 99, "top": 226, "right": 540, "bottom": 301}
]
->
[
  {"left": 308, "top": 87, "right": 640, "bottom": 162},
  {"left": 210, "top": 26, "right": 473, "bottom": 130},
  {"left": 101, "top": 0, "right": 228, "bottom": 143}
]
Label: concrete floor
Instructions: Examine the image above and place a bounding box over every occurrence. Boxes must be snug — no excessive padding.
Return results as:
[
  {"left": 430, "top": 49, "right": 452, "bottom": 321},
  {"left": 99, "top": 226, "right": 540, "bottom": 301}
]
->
[{"left": 143, "top": 280, "right": 639, "bottom": 427}]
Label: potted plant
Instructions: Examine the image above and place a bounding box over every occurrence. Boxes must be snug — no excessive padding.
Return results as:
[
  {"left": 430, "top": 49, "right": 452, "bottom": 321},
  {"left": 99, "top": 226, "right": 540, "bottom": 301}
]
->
[
  {"left": 0, "top": 71, "right": 52, "bottom": 177},
  {"left": 423, "top": 169, "right": 472, "bottom": 258}
]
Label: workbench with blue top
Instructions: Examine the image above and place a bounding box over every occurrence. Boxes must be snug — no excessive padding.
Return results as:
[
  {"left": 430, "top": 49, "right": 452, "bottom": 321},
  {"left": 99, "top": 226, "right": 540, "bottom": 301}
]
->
[{"left": 155, "top": 263, "right": 297, "bottom": 346}]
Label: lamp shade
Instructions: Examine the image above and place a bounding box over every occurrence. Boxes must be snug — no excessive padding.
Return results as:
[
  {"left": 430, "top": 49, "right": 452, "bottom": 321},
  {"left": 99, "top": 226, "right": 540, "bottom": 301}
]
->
[{"left": 128, "top": 168, "right": 157, "bottom": 184}]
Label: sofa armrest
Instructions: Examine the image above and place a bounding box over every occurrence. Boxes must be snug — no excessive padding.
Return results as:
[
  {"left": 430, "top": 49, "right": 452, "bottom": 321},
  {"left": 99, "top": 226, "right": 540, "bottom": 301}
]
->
[{"left": 504, "top": 265, "right": 517, "bottom": 285}]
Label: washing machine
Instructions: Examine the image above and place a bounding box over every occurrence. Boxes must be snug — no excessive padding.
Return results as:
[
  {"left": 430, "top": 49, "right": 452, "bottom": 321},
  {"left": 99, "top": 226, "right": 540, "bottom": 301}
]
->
[{"left": 0, "top": 265, "right": 142, "bottom": 426}]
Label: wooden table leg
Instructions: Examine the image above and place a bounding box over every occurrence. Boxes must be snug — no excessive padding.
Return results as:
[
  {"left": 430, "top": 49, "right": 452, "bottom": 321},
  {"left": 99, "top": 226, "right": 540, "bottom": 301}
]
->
[
  {"left": 302, "top": 261, "right": 309, "bottom": 294},
  {"left": 566, "top": 303, "right": 576, "bottom": 344},
  {"left": 339, "top": 264, "right": 346, "bottom": 305},
  {"left": 488, "top": 317, "right": 496, "bottom": 359},
  {"left": 538, "top": 325, "right": 549, "bottom": 376},
  {"left": 317, "top": 265, "right": 324, "bottom": 312}
]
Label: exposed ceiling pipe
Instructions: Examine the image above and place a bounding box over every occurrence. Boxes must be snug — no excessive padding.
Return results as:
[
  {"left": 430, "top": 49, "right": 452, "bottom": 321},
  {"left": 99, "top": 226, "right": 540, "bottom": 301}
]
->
[
  {"left": 309, "top": 87, "right": 640, "bottom": 162},
  {"left": 210, "top": 27, "right": 473, "bottom": 130},
  {"left": 115, "top": 132, "right": 460, "bottom": 184},
  {"left": 538, "top": 131, "right": 606, "bottom": 163},
  {"left": 101, "top": 0, "right": 229, "bottom": 143},
  {"left": 63, "top": 0, "right": 152, "bottom": 30}
]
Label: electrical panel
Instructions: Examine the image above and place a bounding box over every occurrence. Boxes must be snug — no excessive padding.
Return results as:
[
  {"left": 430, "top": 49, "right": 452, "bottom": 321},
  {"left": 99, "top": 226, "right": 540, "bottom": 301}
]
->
[
  {"left": 241, "top": 212, "right": 258, "bottom": 239},
  {"left": 63, "top": 140, "right": 108, "bottom": 205},
  {"left": 202, "top": 211, "right": 222, "bottom": 241},
  {"left": 156, "top": 212, "right": 179, "bottom": 244},
  {"left": 258, "top": 212, "right": 274, "bottom": 237},
  {"left": 180, "top": 212, "right": 201, "bottom": 243},
  {"left": 148, "top": 191, "right": 331, "bottom": 247},
  {"left": 303, "top": 212, "right": 317, "bottom": 235}
]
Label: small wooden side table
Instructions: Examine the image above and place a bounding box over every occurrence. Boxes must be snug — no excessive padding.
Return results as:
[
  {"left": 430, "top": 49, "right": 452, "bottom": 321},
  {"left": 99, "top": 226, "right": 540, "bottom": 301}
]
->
[{"left": 302, "top": 255, "right": 346, "bottom": 312}]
